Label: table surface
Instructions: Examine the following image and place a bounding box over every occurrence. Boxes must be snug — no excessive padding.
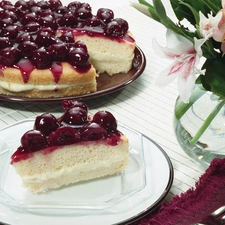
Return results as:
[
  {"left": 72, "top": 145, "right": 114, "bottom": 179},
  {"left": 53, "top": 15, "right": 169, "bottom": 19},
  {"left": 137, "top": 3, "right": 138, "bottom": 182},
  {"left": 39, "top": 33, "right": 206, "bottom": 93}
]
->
[{"left": 0, "top": 0, "right": 206, "bottom": 224}]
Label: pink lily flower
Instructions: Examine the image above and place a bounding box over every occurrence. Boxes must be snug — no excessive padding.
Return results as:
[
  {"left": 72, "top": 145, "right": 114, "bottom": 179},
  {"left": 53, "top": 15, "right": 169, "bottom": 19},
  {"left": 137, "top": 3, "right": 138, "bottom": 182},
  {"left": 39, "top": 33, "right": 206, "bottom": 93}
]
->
[
  {"left": 199, "top": 11, "right": 222, "bottom": 39},
  {"left": 154, "top": 30, "right": 205, "bottom": 103},
  {"left": 213, "top": 0, "right": 225, "bottom": 52}
]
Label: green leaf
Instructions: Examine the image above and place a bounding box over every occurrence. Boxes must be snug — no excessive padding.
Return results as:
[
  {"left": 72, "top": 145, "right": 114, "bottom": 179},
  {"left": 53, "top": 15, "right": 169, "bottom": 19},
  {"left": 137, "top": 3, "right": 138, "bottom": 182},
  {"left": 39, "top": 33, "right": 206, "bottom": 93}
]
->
[
  {"left": 178, "top": 2, "right": 200, "bottom": 25},
  {"left": 200, "top": 56, "right": 225, "bottom": 97},
  {"left": 170, "top": 0, "right": 217, "bottom": 26}
]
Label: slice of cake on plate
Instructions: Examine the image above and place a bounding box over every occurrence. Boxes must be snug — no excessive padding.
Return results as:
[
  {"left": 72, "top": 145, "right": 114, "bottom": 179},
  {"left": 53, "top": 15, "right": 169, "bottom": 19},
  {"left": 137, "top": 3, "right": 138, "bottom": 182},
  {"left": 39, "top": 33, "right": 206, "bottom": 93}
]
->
[{"left": 10, "top": 100, "right": 129, "bottom": 193}]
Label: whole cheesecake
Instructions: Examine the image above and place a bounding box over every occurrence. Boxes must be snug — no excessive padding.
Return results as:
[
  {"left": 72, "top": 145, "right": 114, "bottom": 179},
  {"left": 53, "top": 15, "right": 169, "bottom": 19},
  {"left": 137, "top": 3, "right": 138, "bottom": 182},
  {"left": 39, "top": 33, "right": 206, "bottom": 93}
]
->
[
  {"left": 0, "top": 0, "right": 136, "bottom": 98},
  {"left": 10, "top": 100, "right": 129, "bottom": 193}
]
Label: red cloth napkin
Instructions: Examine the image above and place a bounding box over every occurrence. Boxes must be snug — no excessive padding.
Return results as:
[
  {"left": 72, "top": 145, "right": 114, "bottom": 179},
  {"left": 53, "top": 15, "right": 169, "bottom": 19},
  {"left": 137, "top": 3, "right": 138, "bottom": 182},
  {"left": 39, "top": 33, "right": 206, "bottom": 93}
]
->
[{"left": 138, "top": 157, "right": 225, "bottom": 225}]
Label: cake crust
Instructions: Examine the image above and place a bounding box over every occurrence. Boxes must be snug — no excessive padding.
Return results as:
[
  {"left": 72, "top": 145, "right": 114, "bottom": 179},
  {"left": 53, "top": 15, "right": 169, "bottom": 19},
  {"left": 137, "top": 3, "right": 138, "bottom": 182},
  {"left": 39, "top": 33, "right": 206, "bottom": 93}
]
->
[{"left": 0, "top": 63, "right": 98, "bottom": 98}]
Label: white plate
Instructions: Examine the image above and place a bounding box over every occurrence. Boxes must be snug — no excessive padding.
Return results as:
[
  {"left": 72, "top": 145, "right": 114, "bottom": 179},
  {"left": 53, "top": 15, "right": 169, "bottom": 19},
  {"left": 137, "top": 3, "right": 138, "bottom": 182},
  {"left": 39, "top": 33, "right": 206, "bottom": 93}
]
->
[{"left": 0, "top": 120, "right": 173, "bottom": 225}]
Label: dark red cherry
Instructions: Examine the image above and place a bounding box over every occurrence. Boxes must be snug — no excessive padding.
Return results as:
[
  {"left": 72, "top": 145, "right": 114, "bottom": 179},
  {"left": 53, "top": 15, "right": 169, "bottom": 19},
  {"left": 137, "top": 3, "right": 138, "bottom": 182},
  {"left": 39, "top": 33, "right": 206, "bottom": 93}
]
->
[
  {"left": 49, "top": 0, "right": 62, "bottom": 10},
  {"left": 55, "top": 5, "right": 69, "bottom": 14},
  {"left": 37, "top": 15, "right": 57, "bottom": 30},
  {"left": 97, "top": 8, "right": 114, "bottom": 23},
  {"left": 48, "top": 43, "right": 69, "bottom": 61},
  {"left": 114, "top": 18, "right": 129, "bottom": 34},
  {"left": 57, "top": 12, "right": 78, "bottom": 27},
  {"left": 14, "top": 0, "right": 28, "bottom": 10},
  {"left": 1, "top": 10, "right": 17, "bottom": 22},
  {"left": 85, "top": 16, "right": 104, "bottom": 27},
  {"left": 23, "top": 22, "right": 41, "bottom": 33},
  {"left": 21, "top": 12, "right": 36, "bottom": 24},
  {"left": 92, "top": 111, "right": 117, "bottom": 133},
  {"left": 69, "top": 47, "right": 89, "bottom": 68},
  {"left": 0, "top": 0, "right": 13, "bottom": 8},
  {"left": 34, "top": 113, "right": 60, "bottom": 136},
  {"left": 80, "top": 122, "right": 107, "bottom": 141},
  {"left": 48, "top": 126, "right": 80, "bottom": 146},
  {"left": 62, "top": 100, "right": 88, "bottom": 111},
  {"left": 75, "top": 7, "right": 92, "bottom": 20},
  {"left": 104, "top": 20, "right": 123, "bottom": 37},
  {"left": 0, "top": 47, "right": 21, "bottom": 66},
  {"left": 36, "top": 0, "right": 50, "bottom": 9},
  {"left": 0, "top": 37, "right": 12, "bottom": 50},
  {"left": 32, "top": 47, "right": 53, "bottom": 69},
  {"left": 20, "top": 130, "right": 48, "bottom": 152},
  {"left": 35, "top": 28, "right": 57, "bottom": 47},
  {"left": 1, "top": 25, "right": 19, "bottom": 39},
  {"left": 16, "top": 32, "right": 33, "bottom": 43},
  {"left": 59, "top": 31, "right": 74, "bottom": 43},
  {"left": 27, "top": 0, "right": 37, "bottom": 7},
  {"left": 80, "top": 3, "right": 91, "bottom": 10},
  {"left": 61, "top": 106, "right": 88, "bottom": 125},
  {"left": 74, "top": 40, "right": 87, "bottom": 52},
  {"left": 18, "top": 41, "right": 39, "bottom": 58},
  {"left": 30, "top": 6, "right": 42, "bottom": 15},
  {"left": 0, "top": 18, "right": 13, "bottom": 28},
  {"left": 67, "top": 1, "right": 81, "bottom": 12}
]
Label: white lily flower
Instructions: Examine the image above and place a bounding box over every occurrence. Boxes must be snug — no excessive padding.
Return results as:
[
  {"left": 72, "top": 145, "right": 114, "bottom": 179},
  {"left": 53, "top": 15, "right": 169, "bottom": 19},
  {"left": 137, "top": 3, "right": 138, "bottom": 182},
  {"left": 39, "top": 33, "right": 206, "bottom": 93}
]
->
[
  {"left": 199, "top": 11, "right": 222, "bottom": 39},
  {"left": 154, "top": 30, "right": 205, "bottom": 103}
]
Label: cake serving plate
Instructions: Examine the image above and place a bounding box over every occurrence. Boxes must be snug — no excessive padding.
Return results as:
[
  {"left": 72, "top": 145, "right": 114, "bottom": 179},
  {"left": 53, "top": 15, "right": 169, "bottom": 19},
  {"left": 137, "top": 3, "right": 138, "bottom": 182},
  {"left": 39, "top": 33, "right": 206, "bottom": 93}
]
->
[
  {"left": 0, "top": 46, "right": 146, "bottom": 103},
  {"left": 0, "top": 119, "right": 173, "bottom": 225}
]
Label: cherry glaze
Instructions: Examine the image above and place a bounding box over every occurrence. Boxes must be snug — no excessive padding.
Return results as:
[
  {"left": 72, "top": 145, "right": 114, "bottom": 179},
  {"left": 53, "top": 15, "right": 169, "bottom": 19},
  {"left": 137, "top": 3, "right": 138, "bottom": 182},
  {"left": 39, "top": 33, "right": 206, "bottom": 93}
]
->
[{"left": 11, "top": 100, "right": 122, "bottom": 163}]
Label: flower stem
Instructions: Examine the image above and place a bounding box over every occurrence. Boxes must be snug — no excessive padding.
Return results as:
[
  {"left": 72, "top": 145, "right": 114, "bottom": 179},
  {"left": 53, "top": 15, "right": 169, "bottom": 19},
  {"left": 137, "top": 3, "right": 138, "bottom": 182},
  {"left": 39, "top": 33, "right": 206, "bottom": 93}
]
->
[
  {"left": 189, "top": 99, "right": 225, "bottom": 144},
  {"left": 175, "top": 86, "right": 205, "bottom": 120}
]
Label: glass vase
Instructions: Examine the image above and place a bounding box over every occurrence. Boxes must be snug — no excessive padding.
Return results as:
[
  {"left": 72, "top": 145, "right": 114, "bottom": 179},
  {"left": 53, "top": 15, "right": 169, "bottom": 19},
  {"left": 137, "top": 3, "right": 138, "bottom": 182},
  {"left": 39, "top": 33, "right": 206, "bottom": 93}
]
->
[{"left": 174, "top": 85, "right": 225, "bottom": 169}]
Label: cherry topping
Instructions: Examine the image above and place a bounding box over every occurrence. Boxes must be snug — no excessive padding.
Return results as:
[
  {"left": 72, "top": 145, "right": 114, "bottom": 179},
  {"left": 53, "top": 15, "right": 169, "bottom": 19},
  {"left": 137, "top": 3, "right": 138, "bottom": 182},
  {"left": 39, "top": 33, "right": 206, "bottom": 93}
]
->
[
  {"left": 0, "top": 37, "right": 12, "bottom": 50},
  {"left": 69, "top": 47, "right": 89, "bottom": 68},
  {"left": 0, "top": 0, "right": 129, "bottom": 71},
  {"left": 49, "top": 126, "right": 80, "bottom": 146},
  {"left": 18, "top": 41, "right": 39, "bottom": 58},
  {"left": 59, "top": 31, "right": 74, "bottom": 43},
  {"left": 62, "top": 100, "right": 88, "bottom": 111},
  {"left": 74, "top": 40, "right": 87, "bottom": 52},
  {"left": 61, "top": 106, "right": 88, "bottom": 125},
  {"left": 0, "top": 17, "right": 13, "bottom": 28},
  {"left": 80, "top": 122, "right": 107, "bottom": 141},
  {"left": 67, "top": 1, "right": 81, "bottom": 12},
  {"left": 92, "top": 111, "right": 117, "bottom": 133},
  {"left": 37, "top": 15, "right": 57, "bottom": 30},
  {"left": 32, "top": 47, "right": 53, "bottom": 69},
  {"left": 14, "top": 0, "right": 28, "bottom": 10},
  {"left": 97, "top": 8, "right": 114, "bottom": 23},
  {"left": 55, "top": 5, "right": 69, "bottom": 15},
  {"left": 21, "top": 130, "right": 48, "bottom": 152},
  {"left": 104, "top": 20, "right": 123, "bottom": 37},
  {"left": 30, "top": 6, "right": 42, "bottom": 15},
  {"left": 0, "top": 0, "right": 13, "bottom": 8},
  {"left": 48, "top": 43, "right": 69, "bottom": 61},
  {"left": 57, "top": 12, "right": 78, "bottom": 27},
  {"left": 1, "top": 25, "right": 20, "bottom": 39},
  {"left": 36, "top": 0, "right": 50, "bottom": 9},
  {"left": 35, "top": 28, "right": 56, "bottom": 47},
  {"left": 34, "top": 113, "right": 60, "bottom": 136},
  {"left": 114, "top": 18, "right": 129, "bottom": 34},
  {"left": 49, "top": 0, "right": 62, "bottom": 10},
  {"left": 21, "top": 12, "right": 36, "bottom": 24},
  {"left": 16, "top": 32, "right": 33, "bottom": 43},
  {"left": 0, "top": 47, "right": 20, "bottom": 66},
  {"left": 75, "top": 6, "right": 92, "bottom": 20},
  {"left": 23, "top": 22, "right": 41, "bottom": 33}
]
